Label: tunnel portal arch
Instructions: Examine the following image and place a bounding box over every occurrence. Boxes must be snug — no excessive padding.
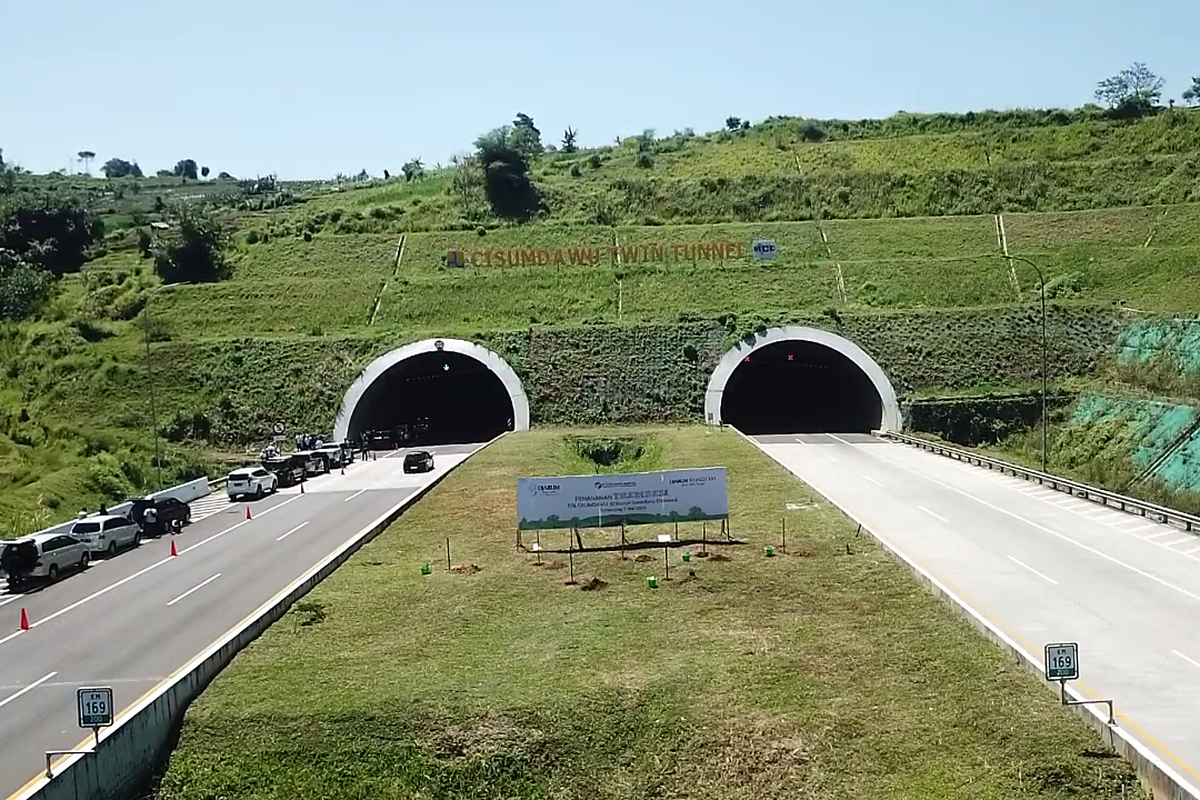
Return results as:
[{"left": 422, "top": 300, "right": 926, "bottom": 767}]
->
[
  {"left": 333, "top": 338, "right": 530, "bottom": 445},
  {"left": 704, "top": 326, "right": 902, "bottom": 433}
]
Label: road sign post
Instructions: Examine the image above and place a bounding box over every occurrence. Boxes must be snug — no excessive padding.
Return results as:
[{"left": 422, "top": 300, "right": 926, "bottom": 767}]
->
[
  {"left": 1042, "top": 642, "right": 1116, "bottom": 725},
  {"left": 77, "top": 686, "right": 114, "bottom": 745}
]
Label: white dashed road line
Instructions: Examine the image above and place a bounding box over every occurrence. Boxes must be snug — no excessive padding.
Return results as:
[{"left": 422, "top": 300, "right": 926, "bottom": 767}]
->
[
  {"left": 918, "top": 505, "right": 948, "bottom": 524},
  {"left": 1007, "top": 555, "right": 1058, "bottom": 585},
  {"left": 0, "top": 672, "right": 56, "bottom": 710},
  {"left": 166, "top": 574, "right": 221, "bottom": 607}
]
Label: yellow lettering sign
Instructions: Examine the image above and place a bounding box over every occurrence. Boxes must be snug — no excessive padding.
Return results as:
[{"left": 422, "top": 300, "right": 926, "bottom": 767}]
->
[{"left": 447, "top": 241, "right": 750, "bottom": 267}]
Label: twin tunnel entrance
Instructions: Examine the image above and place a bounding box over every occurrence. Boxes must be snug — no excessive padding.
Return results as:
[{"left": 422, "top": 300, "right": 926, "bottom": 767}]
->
[{"left": 333, "top": 328, "right": 902, "bottom": 446}]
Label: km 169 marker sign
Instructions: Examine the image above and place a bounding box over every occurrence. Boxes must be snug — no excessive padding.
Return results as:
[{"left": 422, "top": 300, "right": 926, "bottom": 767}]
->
[{"left": 517, "top": 468, "right": 729, "bottom": 531}]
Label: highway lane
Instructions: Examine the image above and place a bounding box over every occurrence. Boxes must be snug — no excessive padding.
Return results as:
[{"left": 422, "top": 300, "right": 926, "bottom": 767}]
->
[
  {"left": 0, "top": 443, "right": 479, "bottom": 798},
  {"left": 753, "top": 432, "right": 1200, "bottom": 792}
]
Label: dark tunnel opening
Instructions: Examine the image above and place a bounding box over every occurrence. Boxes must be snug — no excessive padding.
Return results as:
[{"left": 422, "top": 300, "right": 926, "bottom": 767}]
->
[
  {"left": 720, "top": 340, "right": 884, "bottom": 435},
  {"left": 348, "top": 352, "right": 515, "bottom": 446}
]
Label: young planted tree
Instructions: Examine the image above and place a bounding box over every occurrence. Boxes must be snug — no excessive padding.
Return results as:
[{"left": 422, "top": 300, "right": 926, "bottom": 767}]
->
[{"left": 401, "top": 158, "right": 425, "bottom": 182}]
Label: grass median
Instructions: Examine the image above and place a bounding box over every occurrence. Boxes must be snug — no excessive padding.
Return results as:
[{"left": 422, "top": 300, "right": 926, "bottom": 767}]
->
[{"left": 155, "top": 426, "right": 1140, "bottom": 799}]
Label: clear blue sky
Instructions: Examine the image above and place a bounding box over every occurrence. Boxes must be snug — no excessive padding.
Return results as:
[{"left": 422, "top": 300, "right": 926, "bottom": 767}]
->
[{"left": 4, "top": 0, "right": 1197, "bottom": 180}]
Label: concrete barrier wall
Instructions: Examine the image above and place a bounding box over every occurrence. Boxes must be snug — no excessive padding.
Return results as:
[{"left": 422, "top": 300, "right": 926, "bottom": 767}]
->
[
  {"left": 18, "top": 478, "right": 213, "bottom": 540},
  {"left": 737, "top": 428, "right": 1199, "bottom": 800},
  {"left": 12, "top": 436, "right": 505, "bottom": 800}
]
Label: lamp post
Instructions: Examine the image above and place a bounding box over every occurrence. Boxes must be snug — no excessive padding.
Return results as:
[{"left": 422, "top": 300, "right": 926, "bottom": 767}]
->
[
  {"left": 1003, "top": 255, "right": 1048, "bottom": 472},
  {"left": 143, "top": 283, "right": 180, "bottom": 492}
]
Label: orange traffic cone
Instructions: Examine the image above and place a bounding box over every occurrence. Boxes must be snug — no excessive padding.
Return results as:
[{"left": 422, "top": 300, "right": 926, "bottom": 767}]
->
[
  {"left": 19, "top": 608, "right": 30, "bottom": 631},
  {"left": 245, "top": 507, "right": 253, "bottom": 520}
]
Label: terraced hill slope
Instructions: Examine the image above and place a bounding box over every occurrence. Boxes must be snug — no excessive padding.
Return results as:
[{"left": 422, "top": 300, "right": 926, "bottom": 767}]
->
[{"left": 3, "top": 107, "right": 1200, "bottom": 531}]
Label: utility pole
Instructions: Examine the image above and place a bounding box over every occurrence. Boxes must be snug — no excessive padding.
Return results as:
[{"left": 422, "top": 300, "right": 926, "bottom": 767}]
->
[{"left": 1004, "top": 255, "right": 1049, "bottom": 472}]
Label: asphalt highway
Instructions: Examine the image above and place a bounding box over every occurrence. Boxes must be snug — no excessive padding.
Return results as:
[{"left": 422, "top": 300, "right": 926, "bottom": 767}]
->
[
  {"left": 754, "top": 432, "right": 1200, "bottom": 793},
  {"left": 0, "top": 443, "right": 479, "bottom": 799}
]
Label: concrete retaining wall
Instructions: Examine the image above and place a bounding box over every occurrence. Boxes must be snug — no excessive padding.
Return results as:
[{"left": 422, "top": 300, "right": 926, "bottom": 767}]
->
[
  {"left": 738, "top": 428, "right": 1199, "bottom": 800},
  {"left": 11, "top": 438, "right": 504, "bottom": 800}
]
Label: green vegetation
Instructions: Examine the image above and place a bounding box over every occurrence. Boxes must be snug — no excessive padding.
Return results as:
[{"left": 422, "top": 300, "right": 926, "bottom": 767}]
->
[
  {"left": 155, "top": 427, "right": 1141, "bottom": 799},
  {"left": 3, "top": 101, "right": 1200, "bottom": 532}
]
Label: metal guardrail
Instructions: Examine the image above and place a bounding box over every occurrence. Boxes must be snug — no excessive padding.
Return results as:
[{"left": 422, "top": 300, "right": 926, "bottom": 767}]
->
[{"left": 882, "top": 431, "right": 1200, "bottom": 534}]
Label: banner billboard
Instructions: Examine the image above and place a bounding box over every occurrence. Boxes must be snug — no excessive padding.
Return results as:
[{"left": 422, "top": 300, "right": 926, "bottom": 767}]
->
[{"left": 517, "top": 468, "right": 729, "bottom": 531}]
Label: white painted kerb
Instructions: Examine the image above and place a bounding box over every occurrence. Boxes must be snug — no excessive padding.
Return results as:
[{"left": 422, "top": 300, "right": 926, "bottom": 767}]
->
[
  {"left": 333, "top": 338, "right": 530, "bottom": 442},
  {"left": 703, "top": 325, "right": 903, "bottom": 431}
]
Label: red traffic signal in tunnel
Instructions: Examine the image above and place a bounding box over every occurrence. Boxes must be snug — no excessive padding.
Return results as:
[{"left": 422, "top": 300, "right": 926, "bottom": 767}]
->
[{"left": 788, "top": 354, "right": 794, "bottom": 361}]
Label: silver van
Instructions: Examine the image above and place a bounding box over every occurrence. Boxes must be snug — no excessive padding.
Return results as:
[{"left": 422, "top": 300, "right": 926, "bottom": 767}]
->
[
  {"left": 1, "top": 533, "right": 91, "bottom": 589},
  {"left": 70, "top": 514, "right": 142, "bottom": 556}
]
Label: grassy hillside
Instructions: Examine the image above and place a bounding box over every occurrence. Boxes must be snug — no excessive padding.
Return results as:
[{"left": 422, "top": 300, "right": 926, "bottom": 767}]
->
[{"left": 3, "top": 105, "right": 1200, "bottom": 534}]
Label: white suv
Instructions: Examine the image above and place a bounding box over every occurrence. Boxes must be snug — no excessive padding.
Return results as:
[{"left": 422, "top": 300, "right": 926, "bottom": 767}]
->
[
  {"left": 70, "top": 515, "right": 142, "bottom": 556},
  {"left": 227, "top": 467, "right": 278, "bottom": 500}
]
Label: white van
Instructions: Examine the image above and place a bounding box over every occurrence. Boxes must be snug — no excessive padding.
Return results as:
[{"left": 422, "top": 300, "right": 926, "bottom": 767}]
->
[
  {"left": 70, "top": 514, "right": 142, "bottom": 556},
  {"left": 1, "top": 533, "right": 91, "bottom": 589}
]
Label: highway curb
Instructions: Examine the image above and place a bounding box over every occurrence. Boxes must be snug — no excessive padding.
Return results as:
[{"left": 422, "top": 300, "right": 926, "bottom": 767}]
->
[
  {"left": 8, "top": 434, "right": 509, "bottom": 800},
  {"left": 733, "top": 426, "right": 1200, "bottom": 800}
]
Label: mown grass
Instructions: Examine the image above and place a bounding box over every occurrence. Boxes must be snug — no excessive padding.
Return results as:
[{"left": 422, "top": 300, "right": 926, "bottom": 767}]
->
[{"left": 155, "top": 426, "right": 1141, "bottom": 799}]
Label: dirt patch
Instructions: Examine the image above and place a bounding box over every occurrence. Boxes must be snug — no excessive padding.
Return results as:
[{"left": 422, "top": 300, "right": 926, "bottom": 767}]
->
[
  {"left": 706, "top": 552, "right": 731, "bottom": 562},
  {"left": 634, "top": 554, "right": 655, "bottom": 563},
  {"left": 579, "top": 576, "right": 608, "bottom": 591},
  {"left": 449, "top": 563, "right": 482, "bottom": 574},
  {"left": 787, "top": 546, "right": 816, "bottom": 558},
  {"left": 539, "top": 559, "right": 568, "bottom": 570}
]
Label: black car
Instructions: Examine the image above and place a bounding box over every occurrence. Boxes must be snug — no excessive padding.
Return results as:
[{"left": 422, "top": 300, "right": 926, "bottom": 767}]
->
[
  {"left": 263, "top": 455, "right": 306, "bottom": 487},
  {"left": 403, "top": 450, "right": 435, "bottom": 474},
  {"left": 363, "top": 429, "right": 393, "bottom": 450},
  {"left": 130, "top": 496, "right": 192, "bottom": 535}
]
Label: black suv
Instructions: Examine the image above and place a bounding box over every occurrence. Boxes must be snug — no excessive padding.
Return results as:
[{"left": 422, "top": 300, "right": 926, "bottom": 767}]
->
[
  {"left": 403, "top": 450, "right": 434, "bottom": 474},
  {"left": 262, "top": 455, "right": 306, "bottom": 487},
  {"left": 130, "top": 496, "right": 192, "bottom": 536}
]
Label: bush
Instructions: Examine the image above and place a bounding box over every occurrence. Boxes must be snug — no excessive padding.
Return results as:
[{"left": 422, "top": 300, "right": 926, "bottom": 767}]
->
[
  {"left": 635, "top": 152, "right": 654, "bottom": 169},
  {"left": 152, "top": 206, "right": 231, "bottom": 284}
]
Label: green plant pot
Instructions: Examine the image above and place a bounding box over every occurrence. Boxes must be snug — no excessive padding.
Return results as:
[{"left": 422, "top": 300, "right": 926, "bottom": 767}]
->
[
  {"left": 420, "top": 563, "right": 431, "bottom": 575},
  {"left": 647, "top": 576, "right": 658, "bottom": 589},
  {"left": 682, "top": 552, "right": 692, "bottom": 562},
  {"left": 764, "top": 545, "right": 775, "bottom": 557}
]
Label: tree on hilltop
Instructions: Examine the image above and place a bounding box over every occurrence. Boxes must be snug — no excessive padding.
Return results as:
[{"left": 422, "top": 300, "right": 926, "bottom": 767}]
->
[
  {"left": 1095, "top": 62, "right": 1164, "bottom": 117},
  {"left": 201, "top": 166, "right": 210, "bottom": 179},
  {"left": 561, "top": 127, "right": 578, "bottom": 153},
  {"left": 77, "top": 151, "right": 96, "bottom": 175},
  {"left": 102, "top": 158, "right": 143, "bottom": 179},
  {"left": 510, "top": 113, "right": 543, "bottom": 159},
  {"left": 1184, "top": 77, "right": 1200, "bottom": 106},
  {"left": 402, "top": 158, "right": 425, "bottom": 182},
  {"left": 173, "top": 159, "right": 199, "bottom": 180}
]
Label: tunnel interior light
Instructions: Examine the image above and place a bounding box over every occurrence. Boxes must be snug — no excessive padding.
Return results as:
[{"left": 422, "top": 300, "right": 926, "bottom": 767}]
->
[{"left": 443, "top": 363, "right": 450, "bottom": 371}]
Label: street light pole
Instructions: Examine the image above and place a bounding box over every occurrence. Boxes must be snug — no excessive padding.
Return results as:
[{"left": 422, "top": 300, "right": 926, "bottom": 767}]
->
[{"left": 1003, "top": 255, "right": 1048, "bottom": 472}]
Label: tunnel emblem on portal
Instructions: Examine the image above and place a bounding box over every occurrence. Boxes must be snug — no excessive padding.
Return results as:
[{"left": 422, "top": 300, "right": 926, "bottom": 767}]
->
[{"left": 434, "top": 340, "right": 445, "bottom": 351}]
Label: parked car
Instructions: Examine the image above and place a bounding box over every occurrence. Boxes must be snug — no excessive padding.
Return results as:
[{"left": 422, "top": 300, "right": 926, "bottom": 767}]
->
[
  {"left": 363, "top": 429, "right": 393, "bottom": 450},
  {"left": 130, "top": 497, "right": 191, "bottom": 535},
  {"left": 226, "top": 466, "right": 279, "bottom": 500},
  {"left": 262, "top": 455, "right": 306, "bottom": 488},
  {"left": 292, "top": 450, "right": 328, "bottom": 477},
  {"left": 403, "top": 450, "right": 435, "bottom": 474},
  {"left": 315, "top": 441, "right": 352, "bottom": 469},
  {"left": 70, "top": 514, "right": 142, "bottom": 556},
  {"left": 1, "top": 533, "right": 91, "bottom": 589}
]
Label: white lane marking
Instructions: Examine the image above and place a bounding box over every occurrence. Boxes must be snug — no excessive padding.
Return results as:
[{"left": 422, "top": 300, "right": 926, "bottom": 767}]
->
[
  {"left": 277, "top": 522, "right": 309, "bottom": 542},
  {"left": 794, "top": 437, "right": 807, "bottom": 445},
  {"left": 1162, "top": 537, "right": 1197, "bottom": 548},
  {"left": 343, "top": 489, "right": 368, "bottom": 503},
  {"left": 918, "top": 505, "right": 949, "bottom": 524},
  {"left": 0, "top": 630, "right": 23, "bottom": 645},
  {"left": 167, "top": 573, "right": 221, "bottom": 607},
  {"left": 0, "top": 671, "right": 57, "bottom": 709},
  {"left": 1186, "top": 545, "right": 1200, "bottom": 556},
  {"left": 0, "top": 676, "right": 162, "bottom": 692},
  {"left": 4, "top": 494, "right": 307, "bottom": 642},
  {"left": 1145, "top": 531, "right": 1181, "bottom": 541},
  {"left": 0, "top": 594, "right": 24, "bottom": 608},
  {"left": 863, "top": 475, "right": 883, "bottom": 487},
  {"left": 864, "top": 444, "right": 1200, "bottom": 607},
  {"left": 1173, "top": 650, "right": 1200, "bottom": 670},
  {"left": 1007, "top": 555, "right": 1059, "bottom": 585},
  {"left": 1127, "top": 523, "right": 1160, "bottom": 533},
  {"left": 180, "top": 493, "right": 304, "bottom": 556},
  {"left": 822, "top": 453, "right": 839, "bottom": 463}
]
